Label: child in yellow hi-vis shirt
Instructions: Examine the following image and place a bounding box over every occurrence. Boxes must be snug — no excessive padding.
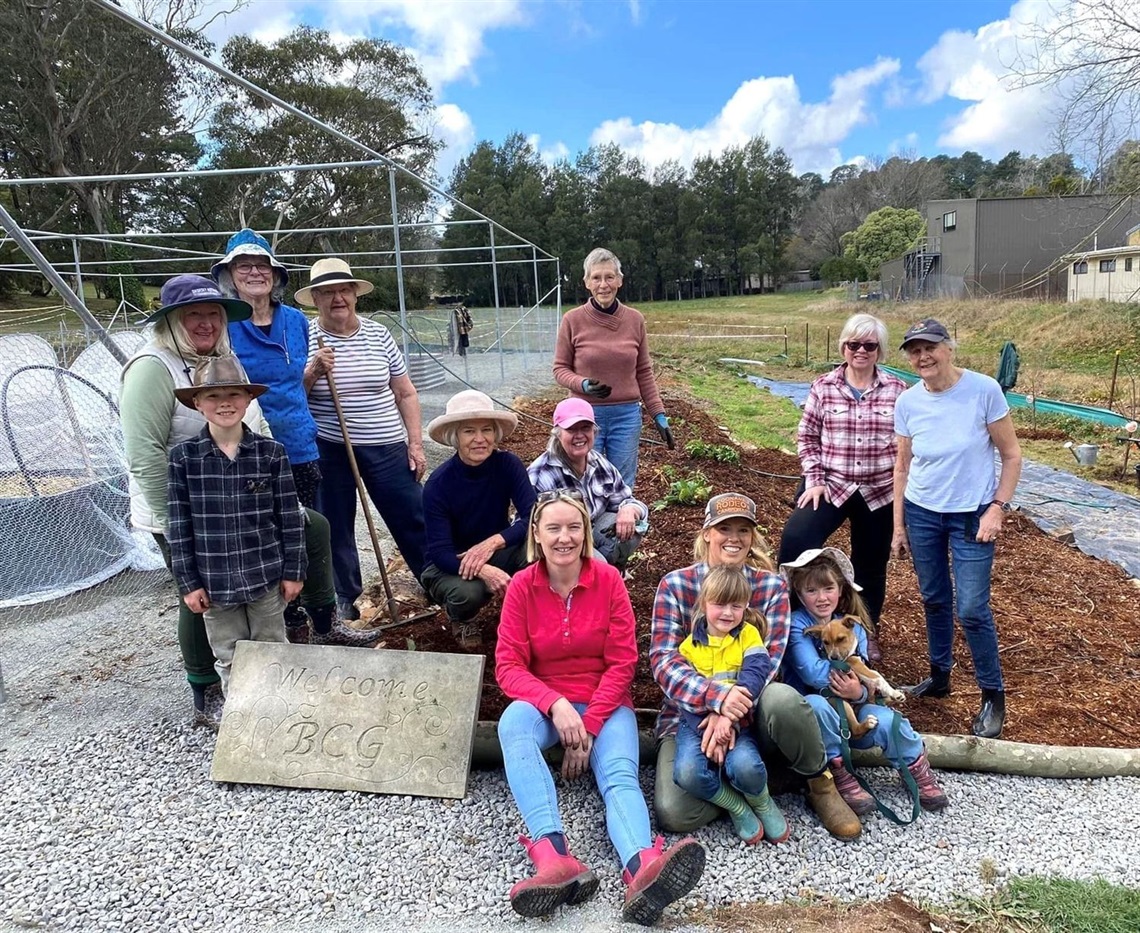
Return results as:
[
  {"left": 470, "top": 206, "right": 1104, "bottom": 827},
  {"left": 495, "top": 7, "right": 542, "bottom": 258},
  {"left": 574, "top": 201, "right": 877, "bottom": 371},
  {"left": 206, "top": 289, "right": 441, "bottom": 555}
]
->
[{"left": 673, "top": 566, "right": 789, "bottom": 845}]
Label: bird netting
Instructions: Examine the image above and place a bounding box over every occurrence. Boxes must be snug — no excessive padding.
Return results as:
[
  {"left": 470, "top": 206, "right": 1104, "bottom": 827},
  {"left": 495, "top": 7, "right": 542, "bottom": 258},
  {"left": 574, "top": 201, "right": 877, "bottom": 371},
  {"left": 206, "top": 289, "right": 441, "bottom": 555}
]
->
[{"left": 0, "top": 333, "right": 164, "bottom": 608}]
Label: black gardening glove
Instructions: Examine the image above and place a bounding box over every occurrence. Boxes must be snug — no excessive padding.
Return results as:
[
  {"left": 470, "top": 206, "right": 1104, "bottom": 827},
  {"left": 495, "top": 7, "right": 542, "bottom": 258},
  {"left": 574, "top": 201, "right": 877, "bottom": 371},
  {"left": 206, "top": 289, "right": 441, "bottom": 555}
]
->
[
  {"left": 582, "top": 379, "right": 612, "bottom": 399},
  {"left": 654, "top": 413, "right": 675, "bottom": 450}
]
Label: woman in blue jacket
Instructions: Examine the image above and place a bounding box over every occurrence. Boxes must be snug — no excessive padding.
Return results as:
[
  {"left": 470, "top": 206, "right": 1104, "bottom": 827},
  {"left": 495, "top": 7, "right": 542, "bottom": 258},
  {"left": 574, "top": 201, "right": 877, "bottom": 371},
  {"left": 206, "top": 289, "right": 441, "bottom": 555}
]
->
[{"left": 213, "top": 230, "right": 373, "bottom": 647}]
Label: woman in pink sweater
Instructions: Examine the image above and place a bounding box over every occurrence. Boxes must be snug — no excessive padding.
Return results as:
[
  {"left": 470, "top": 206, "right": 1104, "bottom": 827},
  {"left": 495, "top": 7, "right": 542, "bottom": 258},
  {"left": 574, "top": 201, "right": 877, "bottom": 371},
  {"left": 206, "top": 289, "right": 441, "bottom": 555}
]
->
[
  {"left": 552, "top": 248, "right": 673, "bottom": 489},
  {"left": 495, "top": 491, "right": 704, "bottom": 925}
]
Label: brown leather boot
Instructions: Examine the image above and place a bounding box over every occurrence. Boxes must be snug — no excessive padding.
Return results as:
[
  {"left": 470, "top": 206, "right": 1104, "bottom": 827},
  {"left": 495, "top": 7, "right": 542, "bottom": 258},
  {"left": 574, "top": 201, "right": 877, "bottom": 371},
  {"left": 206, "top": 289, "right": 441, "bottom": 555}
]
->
[
  {"left": 509, "top": 835, "right": 598, "bottom": 917},
  {"left": 805, "top": 770, "right": 862, "bottom": 840}
]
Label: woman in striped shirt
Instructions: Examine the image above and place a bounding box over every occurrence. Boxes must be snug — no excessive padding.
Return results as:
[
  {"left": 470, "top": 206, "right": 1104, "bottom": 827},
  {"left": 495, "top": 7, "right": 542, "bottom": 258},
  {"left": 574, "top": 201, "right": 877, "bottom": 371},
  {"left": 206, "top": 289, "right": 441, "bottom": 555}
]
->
[{"left": 298, "top": 258, "right": 428, "bottom": 621}]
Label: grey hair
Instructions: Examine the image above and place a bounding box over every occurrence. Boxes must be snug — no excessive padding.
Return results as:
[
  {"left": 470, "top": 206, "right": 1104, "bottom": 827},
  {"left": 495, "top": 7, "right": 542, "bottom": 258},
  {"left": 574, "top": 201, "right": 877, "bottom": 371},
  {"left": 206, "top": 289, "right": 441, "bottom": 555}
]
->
[
  {"left": 440, "top": 420, "right": 504, "bottom": 450},
  {"left": 214, "top": 265, "right": 287, "bottom": 306},
  {"left": 583, "top": 248, "right": 622, "bottom": 278},
  {"left": 148, "top": 306, "right": 233, "bottom": 359},
  {"left": 838, "top": 313, "right": 889, "bottom": 359}
]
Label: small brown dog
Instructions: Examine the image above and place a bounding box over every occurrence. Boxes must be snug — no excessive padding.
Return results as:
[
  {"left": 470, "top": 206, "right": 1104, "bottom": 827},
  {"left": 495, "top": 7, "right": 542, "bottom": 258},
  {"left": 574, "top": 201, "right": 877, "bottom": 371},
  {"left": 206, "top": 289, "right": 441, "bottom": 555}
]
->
[{"left": 804, "top": 615, "right": 906, "bottom": 738}]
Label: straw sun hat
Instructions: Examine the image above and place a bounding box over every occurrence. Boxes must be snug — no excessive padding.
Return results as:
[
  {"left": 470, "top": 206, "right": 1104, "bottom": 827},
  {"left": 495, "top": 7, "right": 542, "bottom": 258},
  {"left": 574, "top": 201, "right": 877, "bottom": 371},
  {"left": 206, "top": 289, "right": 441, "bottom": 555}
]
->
[{"left": 427, "top": 390, "right": 518, "bottom": 445}]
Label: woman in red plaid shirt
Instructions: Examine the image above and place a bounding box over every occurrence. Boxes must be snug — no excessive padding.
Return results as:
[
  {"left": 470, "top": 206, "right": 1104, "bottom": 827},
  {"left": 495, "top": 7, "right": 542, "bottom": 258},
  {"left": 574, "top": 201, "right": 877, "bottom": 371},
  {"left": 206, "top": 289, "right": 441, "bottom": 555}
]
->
[{"left": 777, "top": 314, "right": 907, "bottom": 662}]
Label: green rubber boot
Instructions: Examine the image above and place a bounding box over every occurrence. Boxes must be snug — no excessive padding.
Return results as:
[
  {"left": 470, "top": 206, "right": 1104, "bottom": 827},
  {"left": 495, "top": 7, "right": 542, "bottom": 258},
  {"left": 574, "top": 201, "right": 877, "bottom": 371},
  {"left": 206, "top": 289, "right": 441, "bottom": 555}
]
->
[
  {"left": 710, "top": 783, "right": 763, "bottom": 844},
  {"left": 744, "top": 787, "right": 790, "bottom": 843}
]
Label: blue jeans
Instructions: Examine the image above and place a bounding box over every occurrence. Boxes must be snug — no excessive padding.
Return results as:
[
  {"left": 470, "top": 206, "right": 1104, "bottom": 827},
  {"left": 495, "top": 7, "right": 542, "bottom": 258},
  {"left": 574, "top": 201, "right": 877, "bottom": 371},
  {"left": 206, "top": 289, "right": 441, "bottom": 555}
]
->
[
  {"left": 316, "top": 437, "right": 427, "bottom": 601},
  {"left": 904, "top": 500, "right": 1004, "bottom": 690},
  {"left": 498, "top": 701, "right": 650, "bottom": 866},
  {"left": 672, "top": 718, "right": 768, "bottom": 800},
  {"left": 592, "top": 402, "right": 643, "bottom": 490},
  {"left": 804, "top": 694, "right": 924, "bottom": 765}
]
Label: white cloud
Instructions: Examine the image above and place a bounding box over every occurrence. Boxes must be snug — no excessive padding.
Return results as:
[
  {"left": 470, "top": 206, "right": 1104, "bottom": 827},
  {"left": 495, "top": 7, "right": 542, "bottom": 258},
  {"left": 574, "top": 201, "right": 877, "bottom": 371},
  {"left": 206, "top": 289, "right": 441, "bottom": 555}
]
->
[
  {"left": 589, "top": 58, "right": 900, "bottom": 175},
  {"left": 914, "top": 1, "right": 1076, "bottom": 155},
  {"left": 526, "top": 134, "right": 570, "bottom": 166},
  {"left": 434, "top": 102, "right": 477, "bottom": 183},
  {"left": 320, "top": 0, "right": 527, "bottom": 88}
]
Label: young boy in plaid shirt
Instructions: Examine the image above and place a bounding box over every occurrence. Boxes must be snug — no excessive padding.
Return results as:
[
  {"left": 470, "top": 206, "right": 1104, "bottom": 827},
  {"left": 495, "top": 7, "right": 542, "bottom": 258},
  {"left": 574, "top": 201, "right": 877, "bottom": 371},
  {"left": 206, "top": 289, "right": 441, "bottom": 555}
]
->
[{"left": 167, "top": 355, "right": 306, "bottom": 696}]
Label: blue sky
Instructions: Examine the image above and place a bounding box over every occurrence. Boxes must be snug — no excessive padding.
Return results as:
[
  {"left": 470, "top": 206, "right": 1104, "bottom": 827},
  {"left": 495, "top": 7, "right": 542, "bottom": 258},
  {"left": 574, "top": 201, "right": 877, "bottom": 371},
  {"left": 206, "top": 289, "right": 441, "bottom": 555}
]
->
[{"left": 203, "top": 0, "right": 1077, "bottom": 182}]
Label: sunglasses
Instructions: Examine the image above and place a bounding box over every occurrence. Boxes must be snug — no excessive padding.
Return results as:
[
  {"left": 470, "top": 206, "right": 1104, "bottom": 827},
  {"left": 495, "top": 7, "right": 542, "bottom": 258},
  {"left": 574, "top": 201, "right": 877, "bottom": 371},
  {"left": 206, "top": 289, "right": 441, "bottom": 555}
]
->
[
  {"left": 845, "top": 340, "right": 880, "bottom": 352},
  {"left": 536, "top": 488, "right": 584, "bottom": 504}
]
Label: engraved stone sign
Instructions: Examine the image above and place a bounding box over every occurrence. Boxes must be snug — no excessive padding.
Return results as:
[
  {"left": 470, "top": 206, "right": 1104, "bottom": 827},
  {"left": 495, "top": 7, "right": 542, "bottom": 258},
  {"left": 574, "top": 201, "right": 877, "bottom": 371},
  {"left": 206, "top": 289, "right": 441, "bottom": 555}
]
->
[{"left": 211, "top": 642, "right": 484, "bottom": 799}]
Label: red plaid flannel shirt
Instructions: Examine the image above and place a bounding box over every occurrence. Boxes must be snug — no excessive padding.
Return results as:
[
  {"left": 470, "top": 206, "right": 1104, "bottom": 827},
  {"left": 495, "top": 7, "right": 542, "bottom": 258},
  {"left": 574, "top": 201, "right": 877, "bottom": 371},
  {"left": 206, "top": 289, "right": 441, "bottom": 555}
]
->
[
  {"left": 797, "top": 364, "right": 907, "bottom": 511},
  {"left": 650, "top": 563, "right": 791, "bottom": 739}
]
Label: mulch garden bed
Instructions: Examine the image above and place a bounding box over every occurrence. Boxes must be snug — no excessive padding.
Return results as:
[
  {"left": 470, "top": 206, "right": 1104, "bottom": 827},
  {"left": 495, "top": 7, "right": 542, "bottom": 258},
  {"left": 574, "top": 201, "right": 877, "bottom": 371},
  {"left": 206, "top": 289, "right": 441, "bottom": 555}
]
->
[{"left": 364, "top": 394, "right": 1140, "bottom": 748}]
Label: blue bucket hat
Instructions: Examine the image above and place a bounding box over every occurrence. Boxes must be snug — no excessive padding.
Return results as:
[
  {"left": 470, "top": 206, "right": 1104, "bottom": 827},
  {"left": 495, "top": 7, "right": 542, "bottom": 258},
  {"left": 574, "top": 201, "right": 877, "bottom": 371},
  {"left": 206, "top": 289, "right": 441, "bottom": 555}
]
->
[
  {"left": 144, "top": 274, "right": 253, "bottom": 325},
  {"left": 210, "top": 228, "right": 289, "bottom": 287}
]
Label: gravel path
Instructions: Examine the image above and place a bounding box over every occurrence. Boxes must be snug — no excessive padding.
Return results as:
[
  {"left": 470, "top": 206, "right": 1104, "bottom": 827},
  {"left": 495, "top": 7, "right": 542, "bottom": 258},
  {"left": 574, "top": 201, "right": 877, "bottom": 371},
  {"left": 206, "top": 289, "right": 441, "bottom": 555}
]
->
[{"left": 2, "top": 367, "right": 1138, "bottom": 932}]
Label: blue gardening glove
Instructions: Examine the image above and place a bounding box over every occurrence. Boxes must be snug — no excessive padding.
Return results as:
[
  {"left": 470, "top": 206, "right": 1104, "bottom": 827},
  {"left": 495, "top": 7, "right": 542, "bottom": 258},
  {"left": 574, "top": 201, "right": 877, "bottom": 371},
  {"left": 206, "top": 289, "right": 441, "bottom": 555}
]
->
[
  {"left": 581, "top": 379, "right": 612, "bottom": 399},
  {"left": 654, "top": 413, "right": 675, "bottom": 449}
]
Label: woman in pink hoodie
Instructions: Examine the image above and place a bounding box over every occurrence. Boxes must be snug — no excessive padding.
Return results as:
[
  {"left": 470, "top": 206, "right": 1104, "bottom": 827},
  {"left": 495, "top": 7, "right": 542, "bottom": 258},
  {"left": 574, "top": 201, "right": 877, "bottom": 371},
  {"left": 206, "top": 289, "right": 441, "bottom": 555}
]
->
[{"left": 495, "top": 490, "right": 704, "bottom": 925}]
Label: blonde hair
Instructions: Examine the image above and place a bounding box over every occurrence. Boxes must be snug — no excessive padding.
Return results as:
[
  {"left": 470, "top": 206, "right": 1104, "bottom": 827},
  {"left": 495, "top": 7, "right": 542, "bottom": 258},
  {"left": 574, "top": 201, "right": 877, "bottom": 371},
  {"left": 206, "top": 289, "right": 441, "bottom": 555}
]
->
[
  {"left": 696, "top": 565, "right": 768, "bottom": 641},
  {"left": 786, "top": 556, "right": 872, "bottom": 628},
  {"left": 526, "top": 494, "right": 595, "bottom": 563},
  {"left": 692, "top": 523, "right": 775, "bottom": 571},
  {"left": 149, "top": 306, "right": 233, "bottom": 360}
]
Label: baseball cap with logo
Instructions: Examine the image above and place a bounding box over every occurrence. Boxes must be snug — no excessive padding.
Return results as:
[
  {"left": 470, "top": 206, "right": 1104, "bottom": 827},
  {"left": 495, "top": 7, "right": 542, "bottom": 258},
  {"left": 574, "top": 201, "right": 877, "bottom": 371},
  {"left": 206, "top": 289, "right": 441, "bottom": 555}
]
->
[
  {"left": 553, "top": 397, "right": 597, "bottom": 429},
  {"left": 899, "top": 318, "right": 951, "bottom": 350},
  {"left": 702, "top": 492, "right": 758, "bottom": 529},
  {"left": 144, "top": 274, "right": 252, "bottom": 325}
]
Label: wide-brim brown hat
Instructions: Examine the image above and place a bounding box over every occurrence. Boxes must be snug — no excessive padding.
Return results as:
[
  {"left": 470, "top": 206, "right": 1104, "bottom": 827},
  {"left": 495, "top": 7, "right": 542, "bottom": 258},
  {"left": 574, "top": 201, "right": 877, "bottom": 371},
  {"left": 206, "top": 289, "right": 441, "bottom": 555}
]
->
[
  {"left": 294, "top": 258, "right": 375, "bottom": 306},
  {"left": 427, "top": 389, "right": 518, "bottom": 445},
  {"left": 173, "top": 354, "right": 268, "bottom": 409}
]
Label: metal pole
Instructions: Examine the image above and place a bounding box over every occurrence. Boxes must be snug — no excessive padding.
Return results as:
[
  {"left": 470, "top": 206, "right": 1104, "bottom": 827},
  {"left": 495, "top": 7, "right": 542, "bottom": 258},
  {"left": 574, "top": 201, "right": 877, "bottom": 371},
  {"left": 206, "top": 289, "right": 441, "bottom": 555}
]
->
[
  {"left": 0, "top": 201, "right": 127, "bottom": 364},
  {"left": 495, "top": 304, "right": 505, "bottom": 381},
  {"left": 388, "top": 167, "right": 411, "bottom": 364},
  {"left": 804, "top": 322, "right": 809, "bottom": 363},
  {"left": 521, "top": 304, "right": 529, "bottom": 370},
  {"left": 532, "top": 246, "right": 540, "bottom": 316},
  {"left": 71, "top": 236, "right": 85, "bottom": 307},
  {"left": 490, "top": 224, "right": 504, "bottom": 379},
  {"left": 1109, "top": 350, "right": 1121, "bottom": 410}
]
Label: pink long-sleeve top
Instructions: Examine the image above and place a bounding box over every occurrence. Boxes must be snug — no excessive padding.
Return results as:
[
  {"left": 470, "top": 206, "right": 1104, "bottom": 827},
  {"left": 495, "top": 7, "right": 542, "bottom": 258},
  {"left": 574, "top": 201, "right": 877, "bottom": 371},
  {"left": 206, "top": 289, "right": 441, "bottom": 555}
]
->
[
  {"left": 552, "top": 301, "right": 665, "bottom": 416},
  {"left": 495, "top": 557, "right": 637, "bottom": 737}
]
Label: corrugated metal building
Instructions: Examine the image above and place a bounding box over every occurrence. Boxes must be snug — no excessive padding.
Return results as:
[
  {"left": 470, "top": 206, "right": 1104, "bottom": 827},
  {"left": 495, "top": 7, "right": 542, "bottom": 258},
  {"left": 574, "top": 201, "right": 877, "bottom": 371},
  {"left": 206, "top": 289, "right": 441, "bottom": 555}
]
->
[{"left": 879, "top": 194, "right": 1140, "bottom": 300}]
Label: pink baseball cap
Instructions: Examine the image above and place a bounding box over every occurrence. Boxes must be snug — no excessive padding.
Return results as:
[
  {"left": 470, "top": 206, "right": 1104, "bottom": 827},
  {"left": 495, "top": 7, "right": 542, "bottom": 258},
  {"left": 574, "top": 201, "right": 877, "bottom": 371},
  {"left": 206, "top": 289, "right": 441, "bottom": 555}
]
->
[{"left": 553, "top": 397, "right": 597, "bottom": 428}]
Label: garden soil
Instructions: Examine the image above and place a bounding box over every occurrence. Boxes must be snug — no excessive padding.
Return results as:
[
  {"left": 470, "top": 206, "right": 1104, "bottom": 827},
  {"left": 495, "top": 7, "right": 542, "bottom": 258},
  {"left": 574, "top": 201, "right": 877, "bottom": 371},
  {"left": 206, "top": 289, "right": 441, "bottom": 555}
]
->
[{"left": 363, "top": 393, "right": 1140, "bottom": 749}]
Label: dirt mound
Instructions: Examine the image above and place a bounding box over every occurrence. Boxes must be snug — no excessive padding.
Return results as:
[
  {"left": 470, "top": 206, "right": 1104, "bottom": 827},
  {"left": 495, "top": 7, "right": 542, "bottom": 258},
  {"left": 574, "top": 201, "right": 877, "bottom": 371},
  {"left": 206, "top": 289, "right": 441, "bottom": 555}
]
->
[{"left": 365, "top": 394, "right": 1140, "bottom": 747}]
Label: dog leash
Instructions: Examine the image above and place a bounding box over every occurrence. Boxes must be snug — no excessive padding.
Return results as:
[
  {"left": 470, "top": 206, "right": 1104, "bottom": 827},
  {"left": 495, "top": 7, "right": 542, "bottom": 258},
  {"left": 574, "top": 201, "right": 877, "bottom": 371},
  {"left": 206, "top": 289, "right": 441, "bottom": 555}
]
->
[{"left": 822, "top": 659, "right": 922, "bottom": 826}]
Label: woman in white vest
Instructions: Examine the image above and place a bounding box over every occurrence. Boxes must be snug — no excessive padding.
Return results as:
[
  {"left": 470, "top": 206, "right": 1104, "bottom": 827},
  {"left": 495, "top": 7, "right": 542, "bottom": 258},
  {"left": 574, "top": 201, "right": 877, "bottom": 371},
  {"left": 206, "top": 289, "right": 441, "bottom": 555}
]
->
[
  {"left": 120, "top": 275, "right": 346, "bottom": 731},
  {"left": 121, "top": 276, "right": 264, "bottom": 727}
]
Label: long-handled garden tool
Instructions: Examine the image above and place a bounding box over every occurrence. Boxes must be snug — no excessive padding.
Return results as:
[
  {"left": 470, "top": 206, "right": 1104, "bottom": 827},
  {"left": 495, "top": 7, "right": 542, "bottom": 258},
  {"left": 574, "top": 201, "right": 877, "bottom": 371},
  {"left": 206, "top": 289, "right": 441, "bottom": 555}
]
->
[{"left": 317, "top": 336, "right": 437, "bottom": 628}]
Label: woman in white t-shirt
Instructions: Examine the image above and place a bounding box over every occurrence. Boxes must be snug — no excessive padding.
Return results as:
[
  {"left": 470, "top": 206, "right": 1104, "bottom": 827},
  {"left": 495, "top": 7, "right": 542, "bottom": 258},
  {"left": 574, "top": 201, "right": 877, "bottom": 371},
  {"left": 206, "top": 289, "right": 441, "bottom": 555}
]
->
[
  {"left": 298, "top": 258, "right": 427, "bottom": 621},
  {"left": 890, "top": 318, "right": 1022, "bottom": 739}
]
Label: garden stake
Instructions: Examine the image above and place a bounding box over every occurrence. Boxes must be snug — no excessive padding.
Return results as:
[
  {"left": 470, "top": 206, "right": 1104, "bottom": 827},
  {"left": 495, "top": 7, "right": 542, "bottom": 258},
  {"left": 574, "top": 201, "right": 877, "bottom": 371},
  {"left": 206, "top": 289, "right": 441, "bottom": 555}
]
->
[
  {"left": 1108, "top": 350, "right": 1120, "bottom": 411},
  {"left": 317, "top": 337, "right": 436, "bottom": 629}
]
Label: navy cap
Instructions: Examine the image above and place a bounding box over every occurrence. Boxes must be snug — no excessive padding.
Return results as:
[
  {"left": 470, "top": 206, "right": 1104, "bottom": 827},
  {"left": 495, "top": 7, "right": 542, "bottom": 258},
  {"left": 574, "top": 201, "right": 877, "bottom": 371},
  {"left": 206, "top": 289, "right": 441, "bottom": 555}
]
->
[
  {"left": 145, "top": 274, "right": 253, "bottom": 325},
  {"left": 899, "top": 318, "right": 951, "bottom": 350}
]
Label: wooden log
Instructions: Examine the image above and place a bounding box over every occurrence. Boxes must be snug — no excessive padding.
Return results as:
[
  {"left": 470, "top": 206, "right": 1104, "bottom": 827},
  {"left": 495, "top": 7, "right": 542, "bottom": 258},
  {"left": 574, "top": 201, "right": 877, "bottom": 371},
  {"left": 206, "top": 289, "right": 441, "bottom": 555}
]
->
[{"left": 470, "top": 724, "right": 1140, "bottom": 778}]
